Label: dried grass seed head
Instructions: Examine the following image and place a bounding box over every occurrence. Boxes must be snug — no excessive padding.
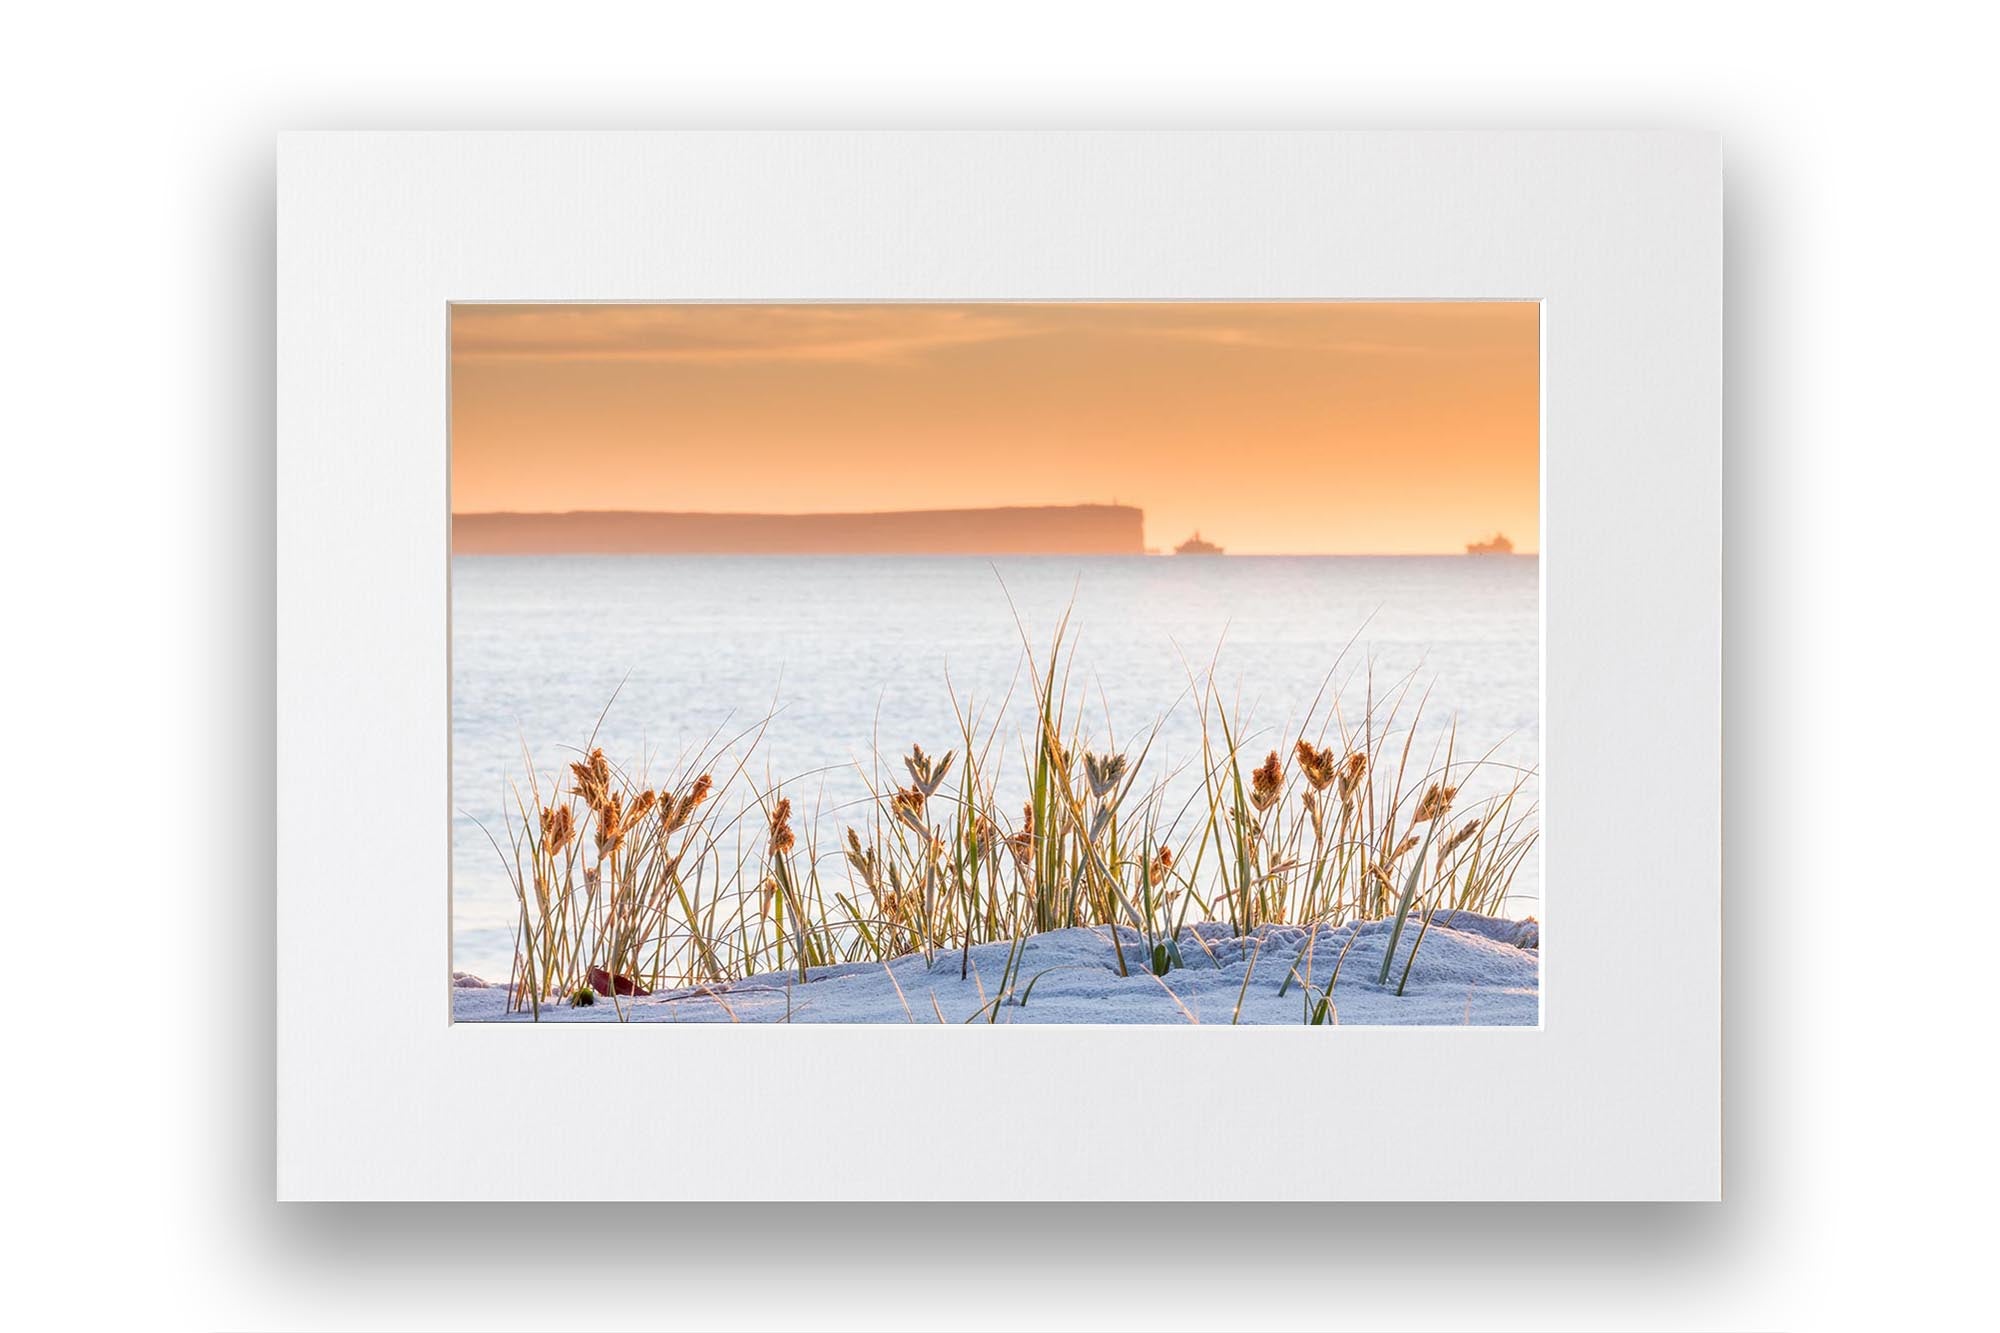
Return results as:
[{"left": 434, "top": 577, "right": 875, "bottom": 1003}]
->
[
  {"left": 768, "top": 797, "right": 796, "bottom": 856},
  {"left": 1294, "top": 739, "right": 1338, "bottom": 791},
  {"left": 1250, "top": 750, "right": 1283, "bottom": 812},
  {"left": 1413, "top": 782, "right": 1458, "bottom": 822},
  {"left": 1083, "top": 751, "right": 1129, "bottom": 800}
]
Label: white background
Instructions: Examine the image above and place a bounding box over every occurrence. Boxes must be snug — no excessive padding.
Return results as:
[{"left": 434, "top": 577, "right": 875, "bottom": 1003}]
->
[
  {"left": 5, "top": 1, "right": 1992, "bottom": 1329},
  {"left": 279, "top": 132, "right": 1716, "bottom": 1204}
]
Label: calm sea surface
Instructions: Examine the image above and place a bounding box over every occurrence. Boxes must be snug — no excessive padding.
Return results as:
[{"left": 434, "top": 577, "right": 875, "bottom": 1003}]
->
[{"left": 451, "top": 555, "right": 1540, "bottom": 977}]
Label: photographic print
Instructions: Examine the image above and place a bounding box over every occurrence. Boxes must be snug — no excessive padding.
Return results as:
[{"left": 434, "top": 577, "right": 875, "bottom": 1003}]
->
[{"left": 449, "top": 301, "right": 1541, "bottom": 1024}]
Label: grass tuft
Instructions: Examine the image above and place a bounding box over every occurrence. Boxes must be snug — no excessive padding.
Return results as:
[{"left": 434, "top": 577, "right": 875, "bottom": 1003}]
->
[{"left": 485, "top": 619, "right": 1538, "bottom": 1021}]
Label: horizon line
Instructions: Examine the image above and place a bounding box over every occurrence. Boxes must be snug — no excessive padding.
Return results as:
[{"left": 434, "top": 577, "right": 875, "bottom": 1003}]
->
[
  {"left": 449, "top": 549, "right": 1539, "bottom": 558},
  {"left": 450, "top": 506, "right": 1532, "bottom": 557},
  {"left": 453, "top": 501, "right": 1139, "bottom": 517}
]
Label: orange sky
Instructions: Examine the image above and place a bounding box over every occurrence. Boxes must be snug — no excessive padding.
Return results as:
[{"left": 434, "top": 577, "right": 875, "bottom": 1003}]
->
[{"left": 450, "top": 302, "right": 1538, "bottom": 555}]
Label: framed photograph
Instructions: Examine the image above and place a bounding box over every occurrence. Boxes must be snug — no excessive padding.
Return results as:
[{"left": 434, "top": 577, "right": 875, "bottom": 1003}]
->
[{"left": 278, "top": 131, "right": 1720, "bottom": 1199}]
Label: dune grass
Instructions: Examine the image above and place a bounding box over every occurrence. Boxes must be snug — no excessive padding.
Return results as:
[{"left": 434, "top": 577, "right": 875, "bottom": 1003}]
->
[{"left": 480, "top": 617, "right": 1538, "bottom": 1021}]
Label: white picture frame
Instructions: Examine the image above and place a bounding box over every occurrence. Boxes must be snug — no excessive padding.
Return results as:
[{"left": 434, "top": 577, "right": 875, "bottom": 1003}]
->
[{"left": 277, "top": 130, "right": 1720, "bottom": 1201}]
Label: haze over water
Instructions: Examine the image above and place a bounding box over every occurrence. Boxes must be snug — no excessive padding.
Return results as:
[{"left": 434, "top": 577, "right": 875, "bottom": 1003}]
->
[{"left": 451, "top": 554, "right": 1540, "bottom": 979}]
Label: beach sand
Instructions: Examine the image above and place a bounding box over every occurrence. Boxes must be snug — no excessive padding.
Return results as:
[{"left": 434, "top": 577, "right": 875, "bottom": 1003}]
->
[{"left": 452, "top": 911, "right": 1539, "bottom": 1025}]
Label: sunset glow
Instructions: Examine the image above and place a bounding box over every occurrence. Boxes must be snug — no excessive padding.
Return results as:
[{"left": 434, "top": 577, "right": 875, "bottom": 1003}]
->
[{"left": 450, "top": 302, "right": 1539, "bottom": 555}]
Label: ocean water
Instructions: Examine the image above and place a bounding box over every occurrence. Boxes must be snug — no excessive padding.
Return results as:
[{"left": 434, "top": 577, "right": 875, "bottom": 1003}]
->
[{"left": 450, "top": 555, "right": 1540, "bottom": 978}]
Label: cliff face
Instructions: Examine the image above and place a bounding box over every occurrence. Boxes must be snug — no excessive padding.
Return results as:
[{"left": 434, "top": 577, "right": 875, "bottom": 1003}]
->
[{"left": 452, "top": 505, "right": 1146, "bottom": 556}]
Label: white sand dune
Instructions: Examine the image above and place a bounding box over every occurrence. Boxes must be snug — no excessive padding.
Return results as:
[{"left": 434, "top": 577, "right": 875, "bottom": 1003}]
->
[{"left": 453, "top": 911, "right": 1539, "bottom": 1025}]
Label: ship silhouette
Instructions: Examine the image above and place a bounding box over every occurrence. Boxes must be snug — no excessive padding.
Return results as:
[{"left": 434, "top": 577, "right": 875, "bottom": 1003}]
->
[
  {"left": 1465, "top": 533, "right": 1514, "bottom": 555},
  {"left": 1175, "top": 531, "right": 1223, "bottom": 555}
]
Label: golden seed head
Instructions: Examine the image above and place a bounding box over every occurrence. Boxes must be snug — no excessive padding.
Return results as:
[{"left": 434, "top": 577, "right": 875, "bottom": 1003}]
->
[
  {"left": 1250, "top": 750, "right": 1283, "bottom": 812},
  {"left": 768, "top": 797, "right": 795, "bottom": 856},
  {"left": 842, "top": 827, "right": 879, "bottom": 886},
  {"left": 1337, "top": 751, "right": 1368, "bottom": 804},
  {"left": 890, "top": 786, "right": 928, "bottom": 833},
  {"left": 1441, "top": 816, "right": 1482, "bottom": 857},
  {"left": 657, "top": 773, "right": 714, "bottom": 837},
  {"left": 1412, "top": 782, "right": 1458, "bottom": 823},
  {"left": 1083, "top": 751, "right": 1129, "bottom": 800},
  {"left": 903, "top": 744, "right": 956, "bottom": 798},
  {"left": 593, "top": 791, "right": 628, "bottom": 858},
  {"left": 568, "top": 748, "right": 614, "bottom": 809},
  {"left": 539, "top": 804, "right": 575, "bottom": 857},
  {"left": 1147, "top": 845, "right": 1175, "bottom": 887},
  {"left": 1390, "top": 832, "right": 1420, "bottom": 859},
  {"left": 1294, "top": 739, "right": 1338, "bottom": 791},
  {"left": 1001, "top": 802, "right": 1040, "bottom": 871},
  {"left": 657, "top": 796, "right": 685, "bottom": 835},
  {"left": 1006, "top": 803, "right": 1037, "bottom": 872}
]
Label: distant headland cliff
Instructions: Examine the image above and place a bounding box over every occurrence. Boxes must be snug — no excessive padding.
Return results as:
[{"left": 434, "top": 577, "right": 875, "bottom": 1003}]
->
[{"left": 452, "top": 504, "right": 1147, "bottom": 556}]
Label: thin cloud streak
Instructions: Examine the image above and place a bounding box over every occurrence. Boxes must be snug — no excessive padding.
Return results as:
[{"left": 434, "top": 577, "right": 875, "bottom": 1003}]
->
[
  {"left": 451, "top": 303, "right": 1476, "bottom": 366},
  {"left": 1142, "top": 326, "right": 1436, "bottom": 355},
  {"left": 453, "top": 304, "right": 1038, "bottom": 365}
]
